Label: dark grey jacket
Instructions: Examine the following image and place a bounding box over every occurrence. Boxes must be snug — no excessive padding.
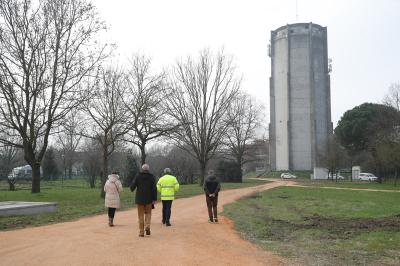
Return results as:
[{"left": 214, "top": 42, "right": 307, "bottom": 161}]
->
[
  {"left": 203, "top": 175, "right": 221, "bottom": 195},
  {"left": 130, "top": 171, "right": 157, "bottom": 204}
]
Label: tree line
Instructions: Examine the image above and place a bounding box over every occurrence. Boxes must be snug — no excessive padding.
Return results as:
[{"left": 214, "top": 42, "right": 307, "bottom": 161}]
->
[
  {"left": 322, "top": 83, "right": 400, "bottom": 183},
  {"left": 0, "top": 0, "right": 264, "bottom": 196}
]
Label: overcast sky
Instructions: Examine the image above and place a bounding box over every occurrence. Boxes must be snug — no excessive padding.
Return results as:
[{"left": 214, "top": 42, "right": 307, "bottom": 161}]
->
[{"left": 95, "top": 0, "right": 399, "bottom": 127}]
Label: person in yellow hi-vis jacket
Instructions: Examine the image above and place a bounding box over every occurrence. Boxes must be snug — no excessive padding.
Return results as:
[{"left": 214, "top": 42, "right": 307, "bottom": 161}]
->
[{"left": 157, "top": 168, "right": 180, "bottom": 226}]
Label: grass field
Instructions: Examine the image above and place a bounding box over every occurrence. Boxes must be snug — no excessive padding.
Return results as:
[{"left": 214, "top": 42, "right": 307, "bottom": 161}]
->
[
  {"left": 252, "top": 170, "right": 400, "bottom": 191},
  {"left": 297, "top": 179, "right": 400, "bottom": 191},
  {"left": 224, "top": 186, "right": 400, "bottom": 266},
  {"left": 0, "top": 178, "right": 268, "bottom": 231}
]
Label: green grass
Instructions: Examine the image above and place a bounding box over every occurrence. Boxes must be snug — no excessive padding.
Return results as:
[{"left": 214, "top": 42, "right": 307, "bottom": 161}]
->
[
  {"left": 0, "top": 178, "right": 268, "bottom": 231},
  {"left": 224, "top": 186, "right": 400, "bottom": 266},
  {"left": 297, "top": 179, "right": 400, "bottom": 191},
  {"left": 0, "top": 177, "right": 101, "bottom": 191},
  {"left": 249, "top": 170, "right": 400, "bottom": 191}
]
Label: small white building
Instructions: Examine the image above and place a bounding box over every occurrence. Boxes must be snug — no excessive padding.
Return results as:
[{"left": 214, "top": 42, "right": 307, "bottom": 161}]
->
[
  {"left": 352, "top": 166, "right": 361, "bottom": 180},
  {"left": 8, "top": 165, "right": 32, "bottom": 180},
  {"left": 312, "top": 167, "right": 329, "bottom": 180}
]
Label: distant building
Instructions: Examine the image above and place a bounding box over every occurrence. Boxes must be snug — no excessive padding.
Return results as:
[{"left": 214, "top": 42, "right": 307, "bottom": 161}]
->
[
  {"left": 243, "top": 139, "right": 269, "bottom": 174},
  {"left": 8, "top": 165, "right": 35, "bottom": 180},
  {"left": 269, "top": 23, "right": 333, "bottom": 171}
]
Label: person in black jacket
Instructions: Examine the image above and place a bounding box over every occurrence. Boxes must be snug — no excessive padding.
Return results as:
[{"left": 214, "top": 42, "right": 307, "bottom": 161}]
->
[
  {"left": 203, "top": 170, "right": 221, "bottom": 223},
  {"left": 130, "top": 164, "right": 157, "bottom": 237}
]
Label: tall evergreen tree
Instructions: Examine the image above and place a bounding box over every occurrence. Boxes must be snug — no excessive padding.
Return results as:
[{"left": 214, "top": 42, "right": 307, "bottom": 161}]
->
[{"left": 42, "top": 148, "right": 60, "bottom": 180}]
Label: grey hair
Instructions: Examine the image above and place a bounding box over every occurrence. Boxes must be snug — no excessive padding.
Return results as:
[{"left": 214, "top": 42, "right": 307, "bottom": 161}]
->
[
  {"left": 163, "top": 168, "right": 172, "bottom": 174},
  {"left": 142, "top": 164, "right": 150, "bottom": 171}
]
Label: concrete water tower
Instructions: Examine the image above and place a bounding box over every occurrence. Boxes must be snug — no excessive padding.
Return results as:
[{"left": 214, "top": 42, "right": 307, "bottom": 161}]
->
[{"left": 269, "top": 23, "right": 333, "bottom": 171}]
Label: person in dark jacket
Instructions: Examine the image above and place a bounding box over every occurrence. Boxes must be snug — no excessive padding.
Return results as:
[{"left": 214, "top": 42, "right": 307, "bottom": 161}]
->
[
  {"left": 203, "top": 170, "right": 221, "bottom": 223},
  {"left": 130, "top": 164, "right": 157, "bottom": 237}
]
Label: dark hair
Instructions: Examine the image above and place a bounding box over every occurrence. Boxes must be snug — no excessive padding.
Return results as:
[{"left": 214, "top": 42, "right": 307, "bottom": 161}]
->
[{"left": 111, "top": 170, "right": 119, "bottom": 175}]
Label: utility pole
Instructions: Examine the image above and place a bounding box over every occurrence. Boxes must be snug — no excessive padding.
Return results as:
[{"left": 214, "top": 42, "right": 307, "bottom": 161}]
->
[{"left": 61, "top": 154, "right": 65, "bottom": 189}]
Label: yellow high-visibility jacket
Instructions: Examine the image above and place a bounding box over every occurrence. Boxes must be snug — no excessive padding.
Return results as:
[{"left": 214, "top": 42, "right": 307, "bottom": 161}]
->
[{"left": 157, "top": 174, "right": 180, "bottom": 200}]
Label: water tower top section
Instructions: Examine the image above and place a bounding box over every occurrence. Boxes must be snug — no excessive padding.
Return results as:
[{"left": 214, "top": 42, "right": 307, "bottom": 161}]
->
[{"left": 271, "top": 23, "right": 326, "bottom": 41}]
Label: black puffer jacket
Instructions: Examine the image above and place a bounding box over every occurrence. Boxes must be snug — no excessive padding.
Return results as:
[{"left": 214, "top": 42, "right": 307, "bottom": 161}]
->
[
  {"left": 203, "top": 175, "right": 221, "bottom": 195},
  {"left": 130, "top": 171, "right": 157, "bottom": 204}
]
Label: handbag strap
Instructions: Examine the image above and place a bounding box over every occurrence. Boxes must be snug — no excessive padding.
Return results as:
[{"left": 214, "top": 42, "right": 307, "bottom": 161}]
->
[{"left": 113, "top": 182, "right": 119, "bottom": 192}]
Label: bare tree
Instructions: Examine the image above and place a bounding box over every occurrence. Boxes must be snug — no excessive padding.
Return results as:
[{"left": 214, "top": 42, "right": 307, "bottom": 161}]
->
[
  {"left": 123, "top": 54, "right": 175, "bottom": 165},
  {"left": 81, "top": 138, "right": 101, "bottom": 188},
  {"left": 165, "top": 145, "right": 198, "bottom": 184},
  {"left": 1, "top": 148, "right": 18, "bottom": 191},
  {"left": 224, "top": 92, "right": 263, "bottom": 175},
  {"left": 242, "top": 138, "right": 270, "bottom": 174},
  {"left": 56, "top": 110, "right": 84, "bottom": 179},
  {"left": 0, "top": 0, "right": 109, "bottom": 193},
  {"left": 83, "top": 67, "right": 128, "bottom": 197},
  {"left": 166, "top": 49, "right": 240, "bottom": 185},
  {"left": 383, "top": 83, "right": 400, "bottom": 111},
  {"left": 0, "top": 132, "right": 19, "bottom": 190},
  {"left": 319, "top": 135, "right": 344, "bottom": 182}
]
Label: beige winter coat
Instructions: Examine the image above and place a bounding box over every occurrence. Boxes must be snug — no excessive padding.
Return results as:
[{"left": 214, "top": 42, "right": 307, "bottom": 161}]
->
[{"left": 104, "top": 174, "right": 123, "bottom": 208}]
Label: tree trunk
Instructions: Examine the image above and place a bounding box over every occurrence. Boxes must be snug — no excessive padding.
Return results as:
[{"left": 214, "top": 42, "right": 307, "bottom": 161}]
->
[
  {"left": 237, "top": 157, "right": 243, "bottom": 183},
  {"left": 100, "top": 149, "right": 108, "bottom": 198},
  {"left": 371, "top": 149, "right": 382, "bottom": 184},
  {"left": 349, "top": 157, "right": 353, "bottom": 182},
  {"left": 31, "top": 162, "right": 41, "bottom": 193},
  {"left": 140, "top": 145, "right": 146, "bottom": 165},
  {"left": 68, "top": 165, "right": 72, "bottom": 179},
  {"left": 395, "top": 168, "right": 398, "bottom": 187},
  {"left": 89, "top": 175, "right": 96, "bottom": 188},
  {"left": 7, "top": 179, "right": 15, "bottom": 191},
  {"left": 199, "top": 162, "right": 206, "bottom": 186},
  {"left": 377, "top": 164, "right": 382, "bottom": 184}
]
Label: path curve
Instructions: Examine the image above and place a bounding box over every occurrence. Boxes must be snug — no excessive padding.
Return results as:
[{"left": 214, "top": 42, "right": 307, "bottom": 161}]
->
[{"left": 0, "top": 181, "right": 289, "bottom": 266}]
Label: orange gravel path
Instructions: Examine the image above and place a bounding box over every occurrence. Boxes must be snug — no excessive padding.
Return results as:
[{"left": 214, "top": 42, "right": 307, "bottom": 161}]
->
[{"left": 0, "top": 181, "right": 288, "bottom": 266}]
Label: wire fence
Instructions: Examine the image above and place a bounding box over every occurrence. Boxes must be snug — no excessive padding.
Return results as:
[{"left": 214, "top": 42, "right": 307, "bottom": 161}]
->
[{"left": 0, "top": 177, "right": 102, "bottom": 191}]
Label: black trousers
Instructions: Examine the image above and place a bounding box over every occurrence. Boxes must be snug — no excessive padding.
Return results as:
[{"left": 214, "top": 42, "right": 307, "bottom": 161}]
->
[
  {"left": 162, "top": 200, "right": 173, "bottom": 223},
  {"left": 108, "top": 207, "right": 116, "bottom": 218}
]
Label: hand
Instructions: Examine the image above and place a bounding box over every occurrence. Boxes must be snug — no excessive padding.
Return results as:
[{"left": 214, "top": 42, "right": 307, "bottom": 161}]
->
[{"left": 152, "top": 201, "right": 155, "bottom": 204}]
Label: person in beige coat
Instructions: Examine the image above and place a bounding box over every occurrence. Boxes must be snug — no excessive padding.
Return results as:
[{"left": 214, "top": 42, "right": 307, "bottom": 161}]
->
[{"left": 104, "top": 171, "right": 123, "bottom": 226}]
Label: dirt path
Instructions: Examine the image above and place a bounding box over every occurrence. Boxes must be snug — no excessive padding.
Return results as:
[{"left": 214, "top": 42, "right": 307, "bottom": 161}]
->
[
  {"left": 0, "top": 181, "right": 288, "bottom": 266},
  {"left": 251, "top": 178, "right": 400, "bottom": 193}
]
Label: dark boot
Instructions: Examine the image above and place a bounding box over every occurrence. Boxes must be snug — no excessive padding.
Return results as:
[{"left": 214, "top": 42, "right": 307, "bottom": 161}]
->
[
  {"left": 145, "top": 228, "right": 151, "bottom": 235},
  {"left": 109, "top": 217, "right": 114, "bottom": 227}
]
